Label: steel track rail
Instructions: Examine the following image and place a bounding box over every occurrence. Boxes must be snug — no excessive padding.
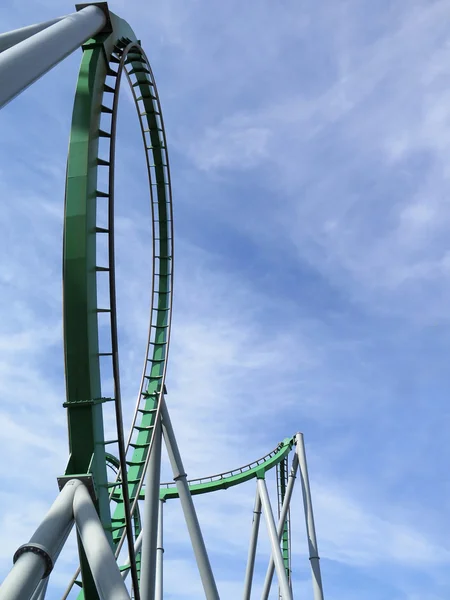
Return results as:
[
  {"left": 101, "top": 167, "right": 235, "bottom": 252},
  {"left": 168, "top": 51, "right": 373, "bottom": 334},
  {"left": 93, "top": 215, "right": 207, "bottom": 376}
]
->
[
  {"left": 106, "top": 39, "right": 174, "bottom": 556},
  {"left": 157, "top": 437, "right": 295, "bottom": 500}
]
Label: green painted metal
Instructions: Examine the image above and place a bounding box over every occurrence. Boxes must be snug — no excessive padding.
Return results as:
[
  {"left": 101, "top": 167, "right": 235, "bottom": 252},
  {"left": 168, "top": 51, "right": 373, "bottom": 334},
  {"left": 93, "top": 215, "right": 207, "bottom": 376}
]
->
[
  {"left": 61, "top": 8, "right": 296, "bottom": 599},
  {"left": 64, "top": 33, "right": 116, "bottom": 600},
  {"left": 63, "top": 14, "right": 144, "bottom": 600},
  {"left": 109, "top": 43, "right": 173, "bottom": 550},
  {"left": 157, "top": 437, "right": 295, "bottom": 501},
  {"left": 63, "top": 12, "right": 173, "bottom": 598}
]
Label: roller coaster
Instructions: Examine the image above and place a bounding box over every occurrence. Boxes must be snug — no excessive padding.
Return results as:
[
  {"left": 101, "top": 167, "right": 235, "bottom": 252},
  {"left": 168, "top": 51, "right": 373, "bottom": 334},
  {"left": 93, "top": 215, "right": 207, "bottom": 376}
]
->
[{"left": 0, "top": 4, "right": 325, "bottom": 600}]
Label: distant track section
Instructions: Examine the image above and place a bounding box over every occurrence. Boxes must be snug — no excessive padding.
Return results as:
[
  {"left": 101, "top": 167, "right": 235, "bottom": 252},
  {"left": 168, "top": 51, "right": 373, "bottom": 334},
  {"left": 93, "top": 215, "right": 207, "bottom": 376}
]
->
[{"left": 156, "top": 437, "right": 295, "bottom": 500}]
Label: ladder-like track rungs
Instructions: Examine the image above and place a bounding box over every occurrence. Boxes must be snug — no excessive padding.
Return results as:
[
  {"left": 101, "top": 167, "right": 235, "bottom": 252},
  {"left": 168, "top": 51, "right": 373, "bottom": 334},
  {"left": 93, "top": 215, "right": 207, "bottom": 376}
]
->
[
  {"left": 137, "top": 407, "right": 157, "bottom": 414},
  {"left": 129, "top": 441, "right": 150, "bottom": 449},
  {"left": 128, "top": 66, "right": 151, "bottom": 76},
  {"left": 133, "top": 424, "right": 155, "bottom": 432},
  {"left": 126, "top": 460, "right": 147, "bottom": 467}
]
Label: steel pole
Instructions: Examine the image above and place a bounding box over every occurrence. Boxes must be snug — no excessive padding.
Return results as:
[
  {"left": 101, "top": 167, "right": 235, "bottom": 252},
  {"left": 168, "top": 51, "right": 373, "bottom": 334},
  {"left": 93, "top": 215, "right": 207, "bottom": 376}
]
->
[
  {"left": 0, "top": 5, "right": 106, "bottom": 109},
  {"left": 242, "top": 488, "right": 262, "bottom": 600},
  {"left": 296, "top": 433, "right": 324, "bottom": 600},
  {"left": 155, "top": 500, "right": 164, "bottom": 600},
  {"left": 257, "top": 478, "right": 292, "bottom": 600},
  {"left": 29, "top": 514, "right": 73, "bottom": 600},
  {"left": 73, "top": 483, "right": 130, "bottom": 600},
  {"left": 0, "top": 554, "right": 46, "bottom": 600},
  {"left": 140, "top": 417, "right": 163, "bottom": 600},
  {"left": 261, "top": 454, "right": 298, "bottom": 600},
  {"left": 29, "top": 577, "right": 49, "bottom": 600},
  {"left": 0, "top": 14, "right": 70, "bottom": 53},
  {"left": 0, "top": 479, "right": 80, "bottom": 600},
  {"left": 161, "top": 399, "right": 220, "bottom": 600}
]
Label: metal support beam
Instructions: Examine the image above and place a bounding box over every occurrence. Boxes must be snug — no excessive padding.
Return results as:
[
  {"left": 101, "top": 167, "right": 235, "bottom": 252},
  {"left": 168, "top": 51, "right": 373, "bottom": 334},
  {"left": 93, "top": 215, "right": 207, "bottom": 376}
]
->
[
  {"left": 161, "top": 399, "right": 220, "bottom": 600},
  {"left": 257, "top": 478, "right": 292, "bottom": 600},
  {"left": 29, "top": 577, "right": 49, "bottom": 600},
  {"left": 242, "top": 488, "right": 262, "bottom": 600},
  {"left": 261, "top": 454, "right": 298, "bottom": 600},
  {"left": 140, "top": 417, "right": 163, "bottom": 600},
  {"left": 0, "top": 5, "right": 107, "bottom": 109},
  {"left": 155, "top": 500, "right": 164, "bottom": 600},
  {"left": 29, "top": 510, "right": 74, "bottom": 600},
  {"left": 296, "top": 433, "right": 324, "bottom": 600},
  {"left": 73, "top": 483, "right": 130, "bottom": 600},
  {"left": 0, "top": 14, "right": 70, "bottom": 53},
  {"left": 0, "top": 479, "right": 80, "bottom": 600}
]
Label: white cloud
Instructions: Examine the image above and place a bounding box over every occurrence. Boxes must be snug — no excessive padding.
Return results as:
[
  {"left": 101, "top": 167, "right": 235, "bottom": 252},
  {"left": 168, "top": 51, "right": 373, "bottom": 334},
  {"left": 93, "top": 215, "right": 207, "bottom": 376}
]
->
[
  {"left": 309, "top": 481, "right": 450, "bottom": 568},
  {"left": 1, "top": 2, "right": 450, "bottom": 600},
  {"left": 193, "top": 125, "right": 271, "bottom": 172}
]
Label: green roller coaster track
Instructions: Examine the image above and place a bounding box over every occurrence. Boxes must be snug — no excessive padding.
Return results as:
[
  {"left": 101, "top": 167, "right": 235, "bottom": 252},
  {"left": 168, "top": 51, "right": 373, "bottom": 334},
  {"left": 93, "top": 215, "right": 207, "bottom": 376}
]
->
[
  {"left": 0, "top": 6, "right": 324, "bottom": 600},
  {"left": 158, "top": 437, "right": 295, "bottom": 501},
  {"left": 60, "top": 12, "right": 294, "bottom": 598},
  {"left": 62, "top": 11, "right": 174, "bottom": 597}
]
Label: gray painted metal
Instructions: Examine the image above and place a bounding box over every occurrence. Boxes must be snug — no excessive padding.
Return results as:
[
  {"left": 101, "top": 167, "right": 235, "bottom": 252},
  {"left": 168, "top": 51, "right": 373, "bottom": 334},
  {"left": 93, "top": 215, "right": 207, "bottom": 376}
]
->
[
  {"left": 0, "top": 14, "right": 69, "bottom": 53},
  {"left": 29, "top": 512, "right": 73, "bottom": 600},
  {"left": 73, "top": 483, "right": 130, "bottom": 600},
  {"left": 296, "top": 433, "right": 324, "bottom": 600},
  {"left": 261, "top": 454, "right": 299, "bottom": 600},
  {"left": 242, "top": 489, "right": 262, "bottom": 600},
  {"left": 161, "top": 399, "right": 220, "bottom": 600},
  {"left": 0, "top": 553, "right": 47, "bottom": 600},
  {"left": 140, "top": 418, "right": 163, "bottom": 600},
  {"left": 0, "top": 5, "right": 106, "bottom": 109},
  {"left": 257, "top": 478, "right": 293, "bottom": 600},
  {"left": 29, "top": 577, "right": 49, "bottom": 600},
  {"left": 0, "top": 479, "right": 80, "bottom": 600},
  {"left": 155, "top": 500, "right": 164, "bottom": 600}
]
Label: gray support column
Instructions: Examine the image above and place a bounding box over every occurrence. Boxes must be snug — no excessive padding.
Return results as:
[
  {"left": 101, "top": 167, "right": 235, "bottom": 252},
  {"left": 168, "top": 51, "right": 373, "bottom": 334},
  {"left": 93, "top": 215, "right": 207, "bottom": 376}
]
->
[
  {"left": 0, "top": 5, "right": 106, "bottom": 109},
  {"left": 0, "top": 554, "right": 46, "bottom": 600},
  {"left": 0, "top": 479, "right": 80, "bottom": 600},
  {"left": 30, "top": 515, "right": 72, "bottom": 600},
  {"left": 140, "top": 418, "right": 163, "bottom": 600},
  {"left": 29, "top": 577, "right": 49, "bottom": 600},
  {"left": 242, "top": 488, "right": 262, "bottom": 600},
  {"left": 161, "top": 399, "right": 220, "bottom": 600},
  {"left": 73, "top": 483, "right": 130, "bottom": 600},
  {"left": 296, "top": 433, "right": 324, "bottom": 600},
  {"left": 155, "top": 500, "right": 164, "bottom": 600},
  {"left": 261, "top": 454, "right": 298, "bottom": 600},
  {"left": 0, "top": 14, "right": 70, "bottom": 53},
  {"left": 257, "top": 478, "right": 292, "bottom": 600}
]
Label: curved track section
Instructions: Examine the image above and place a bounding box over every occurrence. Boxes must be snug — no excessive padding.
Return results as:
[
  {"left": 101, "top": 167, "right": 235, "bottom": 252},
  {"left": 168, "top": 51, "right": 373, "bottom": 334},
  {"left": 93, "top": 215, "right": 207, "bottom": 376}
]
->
[
  {"left": 63, "top": 18, "right": 173, "bottom": 599},
  {"left": 156, "top": 436, "right": 295, "bottom": 500},
  {"left": 119, "top": 436, "right": 297, "bottom": 581},
  {"left": 62, "top": 13, "right": 294, "bottom": 600}
]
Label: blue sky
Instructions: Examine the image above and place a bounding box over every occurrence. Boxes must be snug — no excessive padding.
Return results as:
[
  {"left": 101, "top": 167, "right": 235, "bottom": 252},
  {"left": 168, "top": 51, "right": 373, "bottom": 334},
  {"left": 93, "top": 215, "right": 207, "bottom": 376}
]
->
[{"left": 1, "top": 1, "right": 450, "bottom": 599}]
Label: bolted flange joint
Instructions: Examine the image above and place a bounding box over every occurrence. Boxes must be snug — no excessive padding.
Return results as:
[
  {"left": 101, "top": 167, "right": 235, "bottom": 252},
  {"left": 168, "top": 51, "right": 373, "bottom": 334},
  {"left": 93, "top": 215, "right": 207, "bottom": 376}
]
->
[{"left": 13, "top": 543, "right": 53, "bottom": 579}]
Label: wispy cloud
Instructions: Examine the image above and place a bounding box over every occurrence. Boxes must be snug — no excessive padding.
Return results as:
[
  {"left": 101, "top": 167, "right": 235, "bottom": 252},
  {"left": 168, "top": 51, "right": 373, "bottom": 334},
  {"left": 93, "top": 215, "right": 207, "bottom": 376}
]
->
[{"left": 1, "top": 1, "right": 450, "bottom": 600}]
